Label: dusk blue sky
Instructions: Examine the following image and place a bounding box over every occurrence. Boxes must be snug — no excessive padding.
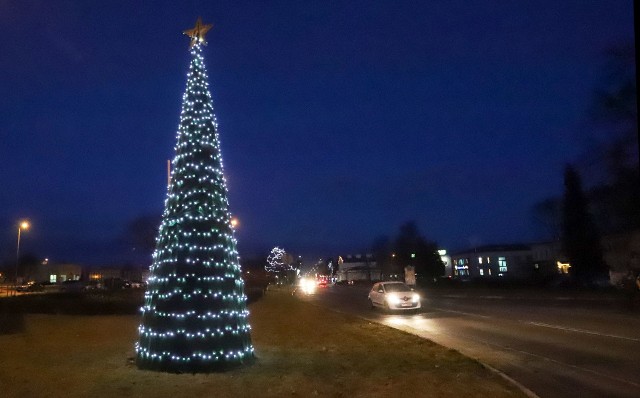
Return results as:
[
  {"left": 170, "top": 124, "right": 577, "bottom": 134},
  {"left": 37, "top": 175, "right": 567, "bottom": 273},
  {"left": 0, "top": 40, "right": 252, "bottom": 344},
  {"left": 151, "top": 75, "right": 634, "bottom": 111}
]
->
[{"left": 0, "top": 1, "right": 635, "bottom": 265}]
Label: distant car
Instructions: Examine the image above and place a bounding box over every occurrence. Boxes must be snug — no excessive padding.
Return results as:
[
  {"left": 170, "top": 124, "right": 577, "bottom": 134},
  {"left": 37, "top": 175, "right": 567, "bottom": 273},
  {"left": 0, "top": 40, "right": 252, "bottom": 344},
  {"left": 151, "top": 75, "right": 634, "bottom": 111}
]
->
[
  {"left": 368, "top": 281, "right": 421, "bottom": 311},
  {"left": 130, "top": 281, "right": 146, "bottom": 289},
  {"left": 102, "top": 277, "right": 131, "bottom": 290},
  {"left": 60, "top": 280, "right": 86, "bottom": 292},
  {"left": 84, "top": 280, "right": 104, "bottom": 290},
  {"left": 16, "top": 281, "right": 44, "bottom": 292}
]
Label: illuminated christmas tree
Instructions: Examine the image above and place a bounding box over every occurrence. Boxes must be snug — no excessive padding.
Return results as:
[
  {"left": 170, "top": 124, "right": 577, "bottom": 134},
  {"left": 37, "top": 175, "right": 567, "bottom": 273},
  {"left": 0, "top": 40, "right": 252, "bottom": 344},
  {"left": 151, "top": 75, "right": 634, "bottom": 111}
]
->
[{"left": 135, "top": 18, "right": 254, "bottom": 373}]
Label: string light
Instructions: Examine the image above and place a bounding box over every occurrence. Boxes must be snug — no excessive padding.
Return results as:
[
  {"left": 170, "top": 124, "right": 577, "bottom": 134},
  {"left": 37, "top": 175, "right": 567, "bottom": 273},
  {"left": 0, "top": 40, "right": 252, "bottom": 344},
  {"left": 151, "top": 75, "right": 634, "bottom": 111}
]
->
[
  {"left": 266, "top": 246, "right": 294, "bottom": 273},
  {"left": 135, "top": 30, "right": 253, "bottom": 372}
]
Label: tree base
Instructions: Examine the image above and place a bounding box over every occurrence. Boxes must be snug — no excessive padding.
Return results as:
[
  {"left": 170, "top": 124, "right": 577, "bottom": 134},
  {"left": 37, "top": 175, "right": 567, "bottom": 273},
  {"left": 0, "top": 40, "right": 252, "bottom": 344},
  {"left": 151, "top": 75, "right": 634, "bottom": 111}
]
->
[{"left": 135, "top": 354, "right": 256, "bottom": 374}]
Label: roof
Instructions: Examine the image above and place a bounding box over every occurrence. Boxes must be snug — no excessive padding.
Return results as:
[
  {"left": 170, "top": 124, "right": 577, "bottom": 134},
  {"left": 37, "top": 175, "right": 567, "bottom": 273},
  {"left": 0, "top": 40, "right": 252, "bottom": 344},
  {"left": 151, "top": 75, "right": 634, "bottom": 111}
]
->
[
  {"left": 339, "top": 254, "right": 375, "bottom": 263},
  {"left": 450, "top": 244, "right": 531, "bottom": 256}
]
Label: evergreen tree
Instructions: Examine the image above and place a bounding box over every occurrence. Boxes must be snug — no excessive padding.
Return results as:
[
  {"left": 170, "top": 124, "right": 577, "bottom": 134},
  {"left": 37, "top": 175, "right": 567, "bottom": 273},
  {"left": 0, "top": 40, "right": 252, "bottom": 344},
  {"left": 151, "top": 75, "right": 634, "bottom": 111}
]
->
[
  {"left": 136, "top": 18, "right": 253, "bottom": 373},
  {"left": 371, "top": 235, "right": 393, "bottom": 277},
  {"left": 561, "top": 165, "right": 607, "bottom": 286},
  {"left": 393, "top": 222, "right": 444, "bottom": 281}
]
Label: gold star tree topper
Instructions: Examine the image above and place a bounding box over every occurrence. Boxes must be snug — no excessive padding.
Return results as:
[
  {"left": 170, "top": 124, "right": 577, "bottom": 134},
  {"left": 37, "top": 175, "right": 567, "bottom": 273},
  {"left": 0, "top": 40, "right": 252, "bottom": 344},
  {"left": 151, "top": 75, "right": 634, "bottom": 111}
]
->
[{"left": 184, "top": 17, "right": 213, "bottom": 46}]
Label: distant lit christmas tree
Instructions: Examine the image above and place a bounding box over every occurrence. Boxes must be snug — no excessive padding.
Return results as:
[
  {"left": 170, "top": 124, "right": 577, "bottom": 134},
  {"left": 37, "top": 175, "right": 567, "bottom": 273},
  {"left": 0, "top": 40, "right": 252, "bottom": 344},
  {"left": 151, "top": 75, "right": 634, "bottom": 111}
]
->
[{"left": 136, "top": 18, "right": 253, "bottom": 373}]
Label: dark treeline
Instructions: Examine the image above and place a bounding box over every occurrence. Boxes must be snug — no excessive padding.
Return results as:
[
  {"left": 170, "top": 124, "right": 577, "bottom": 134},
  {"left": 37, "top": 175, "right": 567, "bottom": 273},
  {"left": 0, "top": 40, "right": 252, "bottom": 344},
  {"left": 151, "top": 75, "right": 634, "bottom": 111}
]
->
[{"left": 371, "top": 221, "right": 444, "bottom": 282}]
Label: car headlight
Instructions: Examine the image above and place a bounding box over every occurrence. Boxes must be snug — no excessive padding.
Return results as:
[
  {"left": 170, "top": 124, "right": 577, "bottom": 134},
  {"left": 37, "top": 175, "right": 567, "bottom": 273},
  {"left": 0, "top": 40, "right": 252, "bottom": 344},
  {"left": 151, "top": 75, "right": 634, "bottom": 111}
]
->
[
  {"left": 387, "top": 293, "right": 400, "bottom": 305},
  {"left": 412, "top": 293, "right": 420, "bottom": 302},
  {"left": 300, "top": 278, "right": 316, "bottom": 294}
]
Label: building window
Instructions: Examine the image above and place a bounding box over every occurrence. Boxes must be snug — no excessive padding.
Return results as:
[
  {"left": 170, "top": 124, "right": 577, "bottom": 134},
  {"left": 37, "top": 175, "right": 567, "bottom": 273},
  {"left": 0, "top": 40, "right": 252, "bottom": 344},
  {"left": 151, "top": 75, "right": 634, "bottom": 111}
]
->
[
  {"left": 498, "top": 256, "right": 507, "bottom": 273},
  {"left": 478, "top": 257, "right": 483, "bottom": 264},
  {"left": 479, "top": 269, "right": 484, "bottom": 276},
  {"left": 50, "top": 274, "right": 57, "bottom": 283},
  {"left": 453, "top": 258, "right": 470, "bottom": 276}
]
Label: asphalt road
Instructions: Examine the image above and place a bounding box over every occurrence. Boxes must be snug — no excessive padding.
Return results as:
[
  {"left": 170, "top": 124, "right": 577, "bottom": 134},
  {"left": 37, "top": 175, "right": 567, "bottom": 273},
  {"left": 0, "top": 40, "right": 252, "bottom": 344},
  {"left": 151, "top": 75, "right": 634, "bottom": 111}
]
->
[{"left": 298, "top": 284, "right": 640, "bottom": 398}]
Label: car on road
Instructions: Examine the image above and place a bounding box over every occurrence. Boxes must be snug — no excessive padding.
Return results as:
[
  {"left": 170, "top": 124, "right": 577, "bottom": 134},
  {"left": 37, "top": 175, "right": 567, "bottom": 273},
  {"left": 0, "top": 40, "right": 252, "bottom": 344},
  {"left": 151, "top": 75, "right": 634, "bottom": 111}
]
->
[
  {"left": 368, "top": 281, "right": 421, "bottom": 312},
  {"left": 60, "top": 280, "right": 87, "bottom": 292},
  {"left": 16, "top": 281, "right": 44, "bottom": 292},
  {"left": 130, "top": 280, "right": 146, "bottom": 289}
]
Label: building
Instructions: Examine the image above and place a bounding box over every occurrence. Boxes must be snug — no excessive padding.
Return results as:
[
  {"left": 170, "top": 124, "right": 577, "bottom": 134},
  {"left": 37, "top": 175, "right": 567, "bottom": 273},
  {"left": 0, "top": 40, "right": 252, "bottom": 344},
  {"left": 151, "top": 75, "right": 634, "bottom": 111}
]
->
[
  {"left": 86, "top": 266, "right": 148, "bottom": 283},
  {"left": 530, "top": 232, "right": 640, "bottom": 286},
  {"left": 529, "top": 240, "right": 566, "bottom": 279},
  {"left": 25, "top": 261, "right": 149, "bottom": 285},
  {"left": 335, "top": 254, "right": 382, "bottom": 283},
  {"left": 602, "top": 230, "right": 640, "bottom": 286},
  {"left": 450, "top": 244, "right": 534, "bottom": 280},
  {"left": 438, "top": 249, "right": 453, "bottom": 277},
  {"left": 29, "top": 261, "right": 82, "bottom": 284},
  {"left": 450, "top": 233, "right": 640, "bottom": 285}
]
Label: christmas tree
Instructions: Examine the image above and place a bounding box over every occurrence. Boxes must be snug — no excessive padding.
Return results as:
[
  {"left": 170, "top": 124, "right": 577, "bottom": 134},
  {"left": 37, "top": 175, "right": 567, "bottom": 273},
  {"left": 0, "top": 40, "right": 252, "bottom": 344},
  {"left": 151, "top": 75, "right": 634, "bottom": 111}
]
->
[{"left": 135, "top": 18, "right": 254, "bottom": 373}]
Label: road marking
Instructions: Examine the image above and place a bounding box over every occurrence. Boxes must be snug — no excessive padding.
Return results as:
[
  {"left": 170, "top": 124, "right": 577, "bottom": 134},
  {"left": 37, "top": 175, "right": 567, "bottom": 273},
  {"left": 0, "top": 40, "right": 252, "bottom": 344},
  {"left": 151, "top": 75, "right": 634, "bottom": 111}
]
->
[
  {"left": 388, "top": 318, "right": 640, "bottom": 391},
  {"left": 526, "top": 321, "right": 640, "bottom": 342},
  {"left": 488, "top": 341, "right": 640, "bottom": 389},
  {"left": 432, "top": 307, "right": 492, "bottom": 318}
]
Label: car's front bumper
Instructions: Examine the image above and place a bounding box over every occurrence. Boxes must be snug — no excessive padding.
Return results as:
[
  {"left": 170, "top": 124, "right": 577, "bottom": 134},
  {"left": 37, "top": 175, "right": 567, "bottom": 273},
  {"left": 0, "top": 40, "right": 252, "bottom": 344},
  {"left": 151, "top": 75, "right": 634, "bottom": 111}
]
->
[{"left": 387, "top": 301, "right": 421, "bottom": 310}]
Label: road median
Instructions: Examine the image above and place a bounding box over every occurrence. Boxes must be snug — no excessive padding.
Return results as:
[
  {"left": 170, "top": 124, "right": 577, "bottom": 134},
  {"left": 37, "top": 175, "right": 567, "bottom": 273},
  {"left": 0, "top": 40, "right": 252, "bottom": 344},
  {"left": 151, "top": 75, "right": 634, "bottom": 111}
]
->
[{"left": 0, "top": 289, "right": 526, "bottom": 397}]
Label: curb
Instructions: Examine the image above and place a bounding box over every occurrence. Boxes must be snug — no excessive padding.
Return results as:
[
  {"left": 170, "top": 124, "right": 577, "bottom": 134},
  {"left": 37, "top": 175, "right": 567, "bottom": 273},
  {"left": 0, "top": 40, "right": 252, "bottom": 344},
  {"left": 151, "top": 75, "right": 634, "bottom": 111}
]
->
[{"left": 481, "top": 363, "right": 540, "bottom": 398}]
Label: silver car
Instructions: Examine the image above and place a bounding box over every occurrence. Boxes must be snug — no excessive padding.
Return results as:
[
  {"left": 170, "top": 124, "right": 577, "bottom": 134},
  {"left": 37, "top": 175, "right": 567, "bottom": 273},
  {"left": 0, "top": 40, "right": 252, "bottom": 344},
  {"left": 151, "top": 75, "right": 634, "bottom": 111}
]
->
[{"left": 368, "top": 281, "right": 421, "bottom": 311}]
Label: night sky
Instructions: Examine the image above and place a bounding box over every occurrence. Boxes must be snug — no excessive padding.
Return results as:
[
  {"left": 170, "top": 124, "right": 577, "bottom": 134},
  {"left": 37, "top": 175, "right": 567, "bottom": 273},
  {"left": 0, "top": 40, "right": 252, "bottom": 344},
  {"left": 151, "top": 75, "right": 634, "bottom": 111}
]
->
[{"left": 0, "top": 1, "right": 635, "bottom": 266}]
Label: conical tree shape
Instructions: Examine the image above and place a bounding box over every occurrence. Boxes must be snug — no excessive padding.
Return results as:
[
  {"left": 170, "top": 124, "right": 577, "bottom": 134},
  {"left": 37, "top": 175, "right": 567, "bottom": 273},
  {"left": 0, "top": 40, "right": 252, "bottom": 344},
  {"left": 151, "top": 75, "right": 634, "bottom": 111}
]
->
[{"left": 135, "top": 31, "right": 253, "bottom": 373}]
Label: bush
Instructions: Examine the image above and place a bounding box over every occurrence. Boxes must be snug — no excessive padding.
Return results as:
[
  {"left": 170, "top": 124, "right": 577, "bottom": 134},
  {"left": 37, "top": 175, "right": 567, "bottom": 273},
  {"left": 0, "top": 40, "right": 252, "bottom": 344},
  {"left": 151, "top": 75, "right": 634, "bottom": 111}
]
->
[
  {"left": 1, "top": 288, "right": 266, "bottom": 319},
  {"left": 1, "top": 290, "right": 144, "bottom": 316}
]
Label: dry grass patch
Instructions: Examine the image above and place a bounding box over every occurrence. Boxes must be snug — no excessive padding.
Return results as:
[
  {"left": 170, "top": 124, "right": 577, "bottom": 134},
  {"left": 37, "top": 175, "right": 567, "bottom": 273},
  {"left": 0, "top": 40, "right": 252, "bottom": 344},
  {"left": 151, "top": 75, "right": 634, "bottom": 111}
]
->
[{"left": 0, "top": 291, "right": 525, "bottom": 397}]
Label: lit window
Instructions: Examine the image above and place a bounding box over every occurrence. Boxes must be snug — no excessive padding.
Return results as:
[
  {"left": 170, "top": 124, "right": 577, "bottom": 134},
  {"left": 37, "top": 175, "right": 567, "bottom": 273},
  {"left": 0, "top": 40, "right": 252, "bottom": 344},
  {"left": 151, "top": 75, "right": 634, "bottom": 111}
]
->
[
  {"left": 478, "top": 257, "right": 483, "bottom": 264},
  {"left": 479, "top": 269, "right": 484, "bottom": 276},
  {"left": 499, "top": 256, "right": 507, "bottom": 273},
  {"left": 50, "top": 274, "right": 57, "bottom": 283},
  {"left": 487, "top": 257, "right": 490, "bottom": 263}
]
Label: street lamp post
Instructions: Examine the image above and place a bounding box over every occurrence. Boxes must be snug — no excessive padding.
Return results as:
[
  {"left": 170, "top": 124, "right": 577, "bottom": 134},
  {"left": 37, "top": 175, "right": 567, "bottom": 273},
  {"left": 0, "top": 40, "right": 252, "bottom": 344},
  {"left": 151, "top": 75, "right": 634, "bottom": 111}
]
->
[{"left": 15, "top": 220, "right": 30, "bottom": 296}]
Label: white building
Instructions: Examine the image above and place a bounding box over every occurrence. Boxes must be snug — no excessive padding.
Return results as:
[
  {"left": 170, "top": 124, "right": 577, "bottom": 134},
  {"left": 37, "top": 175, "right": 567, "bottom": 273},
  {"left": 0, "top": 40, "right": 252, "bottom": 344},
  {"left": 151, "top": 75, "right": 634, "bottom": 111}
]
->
[{"left": 335, "top": 254, "right": 382, "bottom": 283}]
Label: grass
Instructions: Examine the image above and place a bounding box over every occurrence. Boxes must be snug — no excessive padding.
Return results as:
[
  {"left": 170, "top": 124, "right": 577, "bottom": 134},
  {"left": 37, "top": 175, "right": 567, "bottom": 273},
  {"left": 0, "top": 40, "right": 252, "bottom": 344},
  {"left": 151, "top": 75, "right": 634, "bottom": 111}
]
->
[{"left": 0, "top": 290, "right": 525, "bottom": 397}]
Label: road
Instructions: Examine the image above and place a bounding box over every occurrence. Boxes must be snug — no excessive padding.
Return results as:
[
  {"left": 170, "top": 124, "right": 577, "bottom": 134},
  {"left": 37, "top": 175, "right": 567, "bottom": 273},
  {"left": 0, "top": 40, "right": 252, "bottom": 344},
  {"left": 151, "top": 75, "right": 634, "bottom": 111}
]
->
[{"left": 298, "top": 284, "right": 640, "bottom": 398}]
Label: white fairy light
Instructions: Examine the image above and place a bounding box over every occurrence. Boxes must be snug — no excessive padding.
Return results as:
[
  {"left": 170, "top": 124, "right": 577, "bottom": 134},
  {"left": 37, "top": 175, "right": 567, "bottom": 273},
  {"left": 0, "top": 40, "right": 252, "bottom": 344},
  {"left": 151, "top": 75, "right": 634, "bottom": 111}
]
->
[{"left": 136, "top": 32, "right": 253, "bottom": 372}]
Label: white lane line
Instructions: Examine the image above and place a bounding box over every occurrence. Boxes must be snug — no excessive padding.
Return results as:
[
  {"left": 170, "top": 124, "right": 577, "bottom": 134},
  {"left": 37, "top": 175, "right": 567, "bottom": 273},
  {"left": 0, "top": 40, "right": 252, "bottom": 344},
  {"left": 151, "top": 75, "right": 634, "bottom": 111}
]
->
[
  {"left": 388, "top": 317, "right": 640, "bottom": 391},
  {"left": 526, "top": 322, "right": 640, "bottom": 342},
  {"left": 432, "top": 307, "right": 492, "bottom": 318},
  {"left": 476, "top": 336, "right": 640, "bottom": 389}
]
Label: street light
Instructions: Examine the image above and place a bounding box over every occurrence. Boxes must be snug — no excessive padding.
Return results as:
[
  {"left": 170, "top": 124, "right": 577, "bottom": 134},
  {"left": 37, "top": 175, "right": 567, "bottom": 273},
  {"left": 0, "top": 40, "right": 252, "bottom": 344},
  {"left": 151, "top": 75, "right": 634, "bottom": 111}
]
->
[
  {"left": 15, "top": 220, "right": 30, "bottom": 295},
  {"left": 230, "top": 217, "right": 239, "bottom": 228}
]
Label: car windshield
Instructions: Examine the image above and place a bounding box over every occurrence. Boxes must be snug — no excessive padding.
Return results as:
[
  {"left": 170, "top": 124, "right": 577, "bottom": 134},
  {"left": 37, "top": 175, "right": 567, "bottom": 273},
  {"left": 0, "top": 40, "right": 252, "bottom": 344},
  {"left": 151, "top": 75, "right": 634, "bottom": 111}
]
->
[{"left": 384, "top": 283, "right": 411, "bottom": 293}]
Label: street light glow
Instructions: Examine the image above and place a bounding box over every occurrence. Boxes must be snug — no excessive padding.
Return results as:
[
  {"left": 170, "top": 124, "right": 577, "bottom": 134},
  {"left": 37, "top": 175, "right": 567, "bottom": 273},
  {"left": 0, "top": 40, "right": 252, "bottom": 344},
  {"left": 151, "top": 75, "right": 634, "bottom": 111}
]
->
[{"left": 14, "top": 219, "right": 31, "bottom": 296}]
